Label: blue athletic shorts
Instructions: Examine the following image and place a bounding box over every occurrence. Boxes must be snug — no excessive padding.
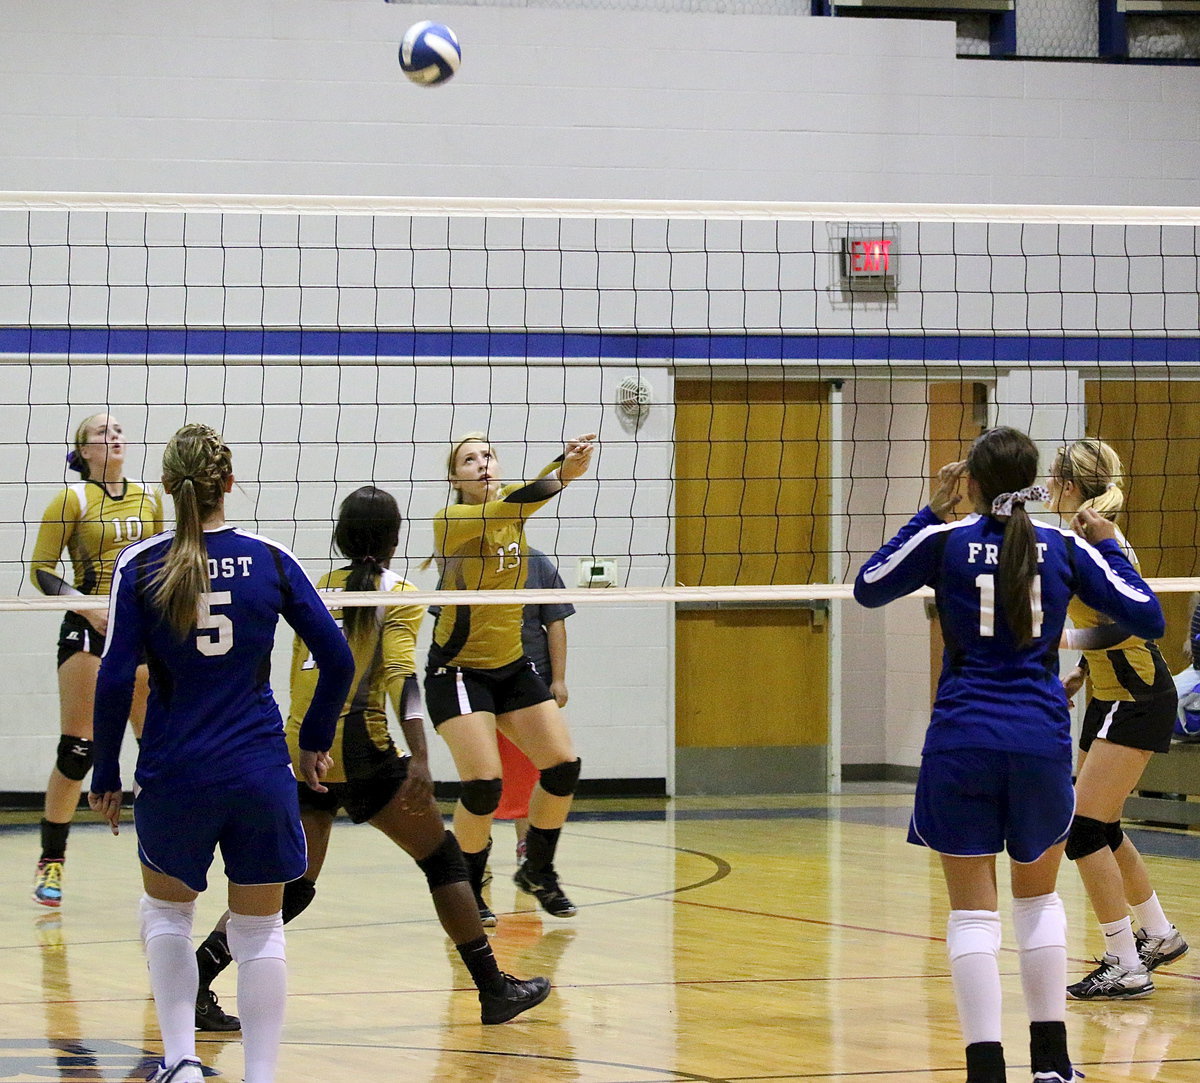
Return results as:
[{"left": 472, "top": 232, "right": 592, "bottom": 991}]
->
[
  {"left": 908, "top": 748, "right": 1074, "bottom": 864},
  {"left": 134, "top": 762, "right": 307, "bottom": 892}
]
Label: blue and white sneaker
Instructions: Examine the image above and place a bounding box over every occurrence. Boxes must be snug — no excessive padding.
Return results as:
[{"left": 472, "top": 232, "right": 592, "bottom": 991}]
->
[{"left": 147, "top": 1056, "right": 204, "bottom": 1082}]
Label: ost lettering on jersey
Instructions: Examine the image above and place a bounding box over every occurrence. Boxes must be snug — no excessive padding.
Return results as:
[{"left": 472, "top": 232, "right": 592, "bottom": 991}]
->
[
  {"left": 967, "top": 542, "right": 1049, "bottom": 565},
  {"left": 207, "top": 555, "right": 254, "bottom": 580}
]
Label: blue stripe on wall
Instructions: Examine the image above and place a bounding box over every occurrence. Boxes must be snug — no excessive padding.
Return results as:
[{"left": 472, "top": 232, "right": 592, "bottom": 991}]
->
[{"left": 0, "top": 327, "right": 1197, "bottom": 364}]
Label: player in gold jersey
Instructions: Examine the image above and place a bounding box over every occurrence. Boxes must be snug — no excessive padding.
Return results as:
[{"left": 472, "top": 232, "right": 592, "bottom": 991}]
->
[
  {"left": 192, "top": 486, "right": 549, "bottom": 1026},
  {"left": 1049, "top": 439, "right": 1188, "bottom": 1000},
  {"left": 427, "top": 432, "right": 596, "bottom": 925},
  {"left": 28, "top": 413, "right": 162, "bottom": 907}
]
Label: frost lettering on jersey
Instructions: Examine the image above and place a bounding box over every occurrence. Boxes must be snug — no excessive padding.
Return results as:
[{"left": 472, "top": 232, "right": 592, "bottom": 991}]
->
[
  {"left": 967, "top": 542, "right": 1048, "bottom": 565},
  {"left": 207, "top": 555, "right": 254, "bottom": 579}
]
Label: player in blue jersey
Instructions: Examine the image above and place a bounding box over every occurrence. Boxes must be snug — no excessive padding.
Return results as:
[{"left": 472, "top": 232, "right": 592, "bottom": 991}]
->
[
  {"left": 88, "top": 423, "right": 354, "bottom": 1083},
  {"left": 854, "top": 426, "right": 1165, "bottom": 1083},
  {"left": 1047, "top": 438, "right": 1187, "bottom": 999},
  {"left": 191, "top": 485, "right": 550, "bottom": 1027}
]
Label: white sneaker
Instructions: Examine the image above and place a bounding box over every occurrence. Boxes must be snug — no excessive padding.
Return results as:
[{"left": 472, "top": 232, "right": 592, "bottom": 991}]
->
[
  {"left": 1135, "top": 925, "right": 1189, "bottom": 971},
  {"left": 1067, "top": 953, "right": 1152, "bottom": 1000},
  {"left": 147, "top": 1057, "right": 204, "bottom": 1082}
]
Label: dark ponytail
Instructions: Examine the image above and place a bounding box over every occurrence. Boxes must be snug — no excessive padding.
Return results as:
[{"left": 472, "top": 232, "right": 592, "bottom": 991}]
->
[
  {"left": 966, "top": 427, "right": 1041, "bottom": 647},
  {"left": 333, "top": 486, "right": 401, "bottom": 644}
]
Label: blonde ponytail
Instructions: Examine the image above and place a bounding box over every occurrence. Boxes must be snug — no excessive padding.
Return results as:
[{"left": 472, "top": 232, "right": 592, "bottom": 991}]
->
[
  {"left": 152, "top": 424, "right": 233, "bottom": 637},
  {"left": 1058, "top": 438, "right": 1125, "bottom": 520}
]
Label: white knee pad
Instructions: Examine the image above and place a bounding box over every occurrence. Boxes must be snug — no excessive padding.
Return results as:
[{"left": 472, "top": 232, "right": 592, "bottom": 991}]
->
[
  {"left": 227, "top": 911, "right": 286, "bottom": 965},
  {"left": 1011, "top": 892, "right": 1067, "bottom": 953},
  {"left": 138, "top": 894, "right": 196, "bottom": 946},
  {"left": 947, "top": 909, "right": 1002, "bottom": 962}
]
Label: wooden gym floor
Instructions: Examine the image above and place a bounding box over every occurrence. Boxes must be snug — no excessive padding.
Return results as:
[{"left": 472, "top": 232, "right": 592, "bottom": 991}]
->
[{"left": 1, "top": 792, "right": 1198, "bottom": 1082}]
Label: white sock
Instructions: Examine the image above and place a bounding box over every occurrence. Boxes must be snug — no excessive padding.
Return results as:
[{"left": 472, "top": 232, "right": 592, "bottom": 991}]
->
[
  {"left": 1130, "top": 892, "right": 1172, "bottom": 939},
  {"left": 1101, "top": 914, "right": 1140, "bottom": 970},
  {"left": 227, "top": 911, "right": 287, "bottom": 1083},
  {"left": 1011, "top": 892, "right": 1067, "bottom": 1023},
  {"left": 139, "top": 895, "right": 198, "bottom": 1068},
  {"left": 947, "top": 909, "right": 1003, "bottom": 1046}
]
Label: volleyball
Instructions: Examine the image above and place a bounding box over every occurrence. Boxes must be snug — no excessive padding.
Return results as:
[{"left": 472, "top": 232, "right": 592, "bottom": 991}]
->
[{"left": 398, "top": 21, "right": 461, "bottom": 86}]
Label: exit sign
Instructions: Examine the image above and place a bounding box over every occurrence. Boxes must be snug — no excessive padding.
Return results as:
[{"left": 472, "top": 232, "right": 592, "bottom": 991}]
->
[{"left": 840, "top": 228, "right": 899, "bottom": 288}]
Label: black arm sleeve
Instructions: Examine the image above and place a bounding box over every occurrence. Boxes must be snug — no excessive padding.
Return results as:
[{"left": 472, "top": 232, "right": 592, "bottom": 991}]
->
[
  {"left": 35, "top": 569, "right": 82, "bottom": 597},
  {"left": 1067, "top": 625, "right": 1133, "bottom": 652},
  {"left": 504, "top": 475, "right": 563, "bottom": 504}
]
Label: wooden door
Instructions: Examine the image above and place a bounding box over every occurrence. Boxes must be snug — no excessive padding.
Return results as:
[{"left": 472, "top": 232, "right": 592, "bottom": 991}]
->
[
  {"left": 673, "top": 379, "right": 831, "bottom": 794},
  {"left": 928, "top": 382, "right": 989, "bottom": 701},
  {"left": 1086, "top": 380, "right": 1200, "bottom": 671}
]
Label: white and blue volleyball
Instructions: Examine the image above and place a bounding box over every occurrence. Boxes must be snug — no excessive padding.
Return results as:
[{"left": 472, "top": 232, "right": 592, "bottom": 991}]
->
[{"left": 399, "top": 21, "right": 461, "bottom": 86}]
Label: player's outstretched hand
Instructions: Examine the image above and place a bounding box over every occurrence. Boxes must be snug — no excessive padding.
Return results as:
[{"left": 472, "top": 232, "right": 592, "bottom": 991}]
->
[
  {"left": 930, "top": 460, "right": 966, "bottom": 522},
  {"left": 1071, "top": 506, "right": 1117, "bottom": 545},
  {"left": 89, "top": 790, "right": 123, "bottom": 836},
  {"left": 299, "top": 749, "right": 333, "bottom": 793},
  {"left": 561, "top": 433, "right": 597, "bottom": 484}
]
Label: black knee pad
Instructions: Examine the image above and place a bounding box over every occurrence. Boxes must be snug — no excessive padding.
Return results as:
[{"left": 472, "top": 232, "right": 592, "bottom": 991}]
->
[
  {"left": 415, "top": 830, "right": 470, "bottom": 891},
  {"left": 1105, "top": 821, "right": 1125, "bottom": 852},
  {"left": 539, "top": 757, "right": 581, "bottom": 798},
  {"left": 1065, "top": 815, "right": 1109, "bottom": 861},
  {"left": 282, "top": 876, "right": 317, "bottom": 924},
  {"left": 56, "top": 735, "right": 94, "bottom": 782},
  {"left": 459, "top": 777, "right": 503, "bottom": 816}
]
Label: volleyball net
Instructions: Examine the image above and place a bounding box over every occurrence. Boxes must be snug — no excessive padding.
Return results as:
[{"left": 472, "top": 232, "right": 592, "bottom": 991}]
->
[{"left": 1, "top": 192, "right": 1198, "bottom": 615}]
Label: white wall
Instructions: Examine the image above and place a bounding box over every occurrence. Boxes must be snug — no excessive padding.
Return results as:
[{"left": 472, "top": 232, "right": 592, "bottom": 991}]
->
[
  {"left": 1, "top": 3, "right": 1197, "bottom": 206},
  {"left": 0, "top": 2, "right": 1197, "bottom": 792},
  {"left": 0, "top": 356, "right": 675, "bottom": 794}
]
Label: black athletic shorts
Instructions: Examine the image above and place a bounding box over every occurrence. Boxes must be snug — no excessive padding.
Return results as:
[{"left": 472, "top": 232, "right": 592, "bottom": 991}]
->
[
  {"left": 1080, "top": 690, "right": 1176, "bottom": 754},
  {"left": 423, "top": 655, "right": 552, "bottom": 729},
  {"left": 297, "top": 754, "right": 409, "bottom": 824},
  {"left": 57, "top": 610, "right": 105, "bottom": 667}
]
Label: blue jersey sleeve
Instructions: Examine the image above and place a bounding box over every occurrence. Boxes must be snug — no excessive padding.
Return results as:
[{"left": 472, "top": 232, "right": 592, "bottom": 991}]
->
[
  {"left": 854, "top": 506, "right": 947, "bottom": 608},
  {"left": 527, "top": 551, "right": 575, "bottom": 625},
  {"left": 1191, "top": 597, "right": 1200, "bottom": 668},
  {"left": 90, "top": 552, "right": 146, "bottom": 794},
  {"left": 1070, "top": 534, "right": 1165, "bottom": 642},
  {"left": 279, "top": 552, "right": 354, "bottom": 752}
]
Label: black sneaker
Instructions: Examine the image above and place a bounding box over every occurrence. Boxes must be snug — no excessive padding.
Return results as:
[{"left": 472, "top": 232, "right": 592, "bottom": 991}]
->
[
  {"left": 479, "top": 973, "right": 551, "bottom": 1025},
  {"left": 195, "top": 988, "right": 241, "bottom": 1032},
  {"left": 1066, "top": 954, "right": 1153, "bottom": 1000},
  {"left": 476, "top": 895, "right": 497, "bottom": 928},
  {"left": 514, "top": 865, "right": 577, "bottom": 918}
]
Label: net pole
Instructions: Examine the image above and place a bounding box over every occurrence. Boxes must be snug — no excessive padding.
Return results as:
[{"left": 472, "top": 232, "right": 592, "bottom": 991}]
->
[{"left": 827, "top": 380, "right": 845, "bottom": 796}]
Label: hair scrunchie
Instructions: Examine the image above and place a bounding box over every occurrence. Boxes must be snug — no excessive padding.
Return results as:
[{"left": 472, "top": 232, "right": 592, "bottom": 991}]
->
[
  {"left": 65, "top": 450, "right": 84, "bottom": 474},
  {"left": 991, "top": 485, "right": 1050, "bottom": 518}
]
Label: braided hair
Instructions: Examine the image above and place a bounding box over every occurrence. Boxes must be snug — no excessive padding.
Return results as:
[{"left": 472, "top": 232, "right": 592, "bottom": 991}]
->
[
  {"left": 333, "top": 486, "right": 402, "bottom": 644},
  {"left": 152, "top": 424, "right": 233, "bottom": 638}
]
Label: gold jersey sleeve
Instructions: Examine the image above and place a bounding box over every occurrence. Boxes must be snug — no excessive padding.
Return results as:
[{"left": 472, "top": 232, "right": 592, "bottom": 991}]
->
[
  {"left": 30, "top": 480, "right": 163, "bottom": 596},
  {"left": 430, "top": 460, "right": 560, "bottom": 670},
  {"left": 286, "top": 568, "right": 425, "bottom": 782},
  {"left": 1067, "top": 527, "right": 1160, "bottom": 701}
]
